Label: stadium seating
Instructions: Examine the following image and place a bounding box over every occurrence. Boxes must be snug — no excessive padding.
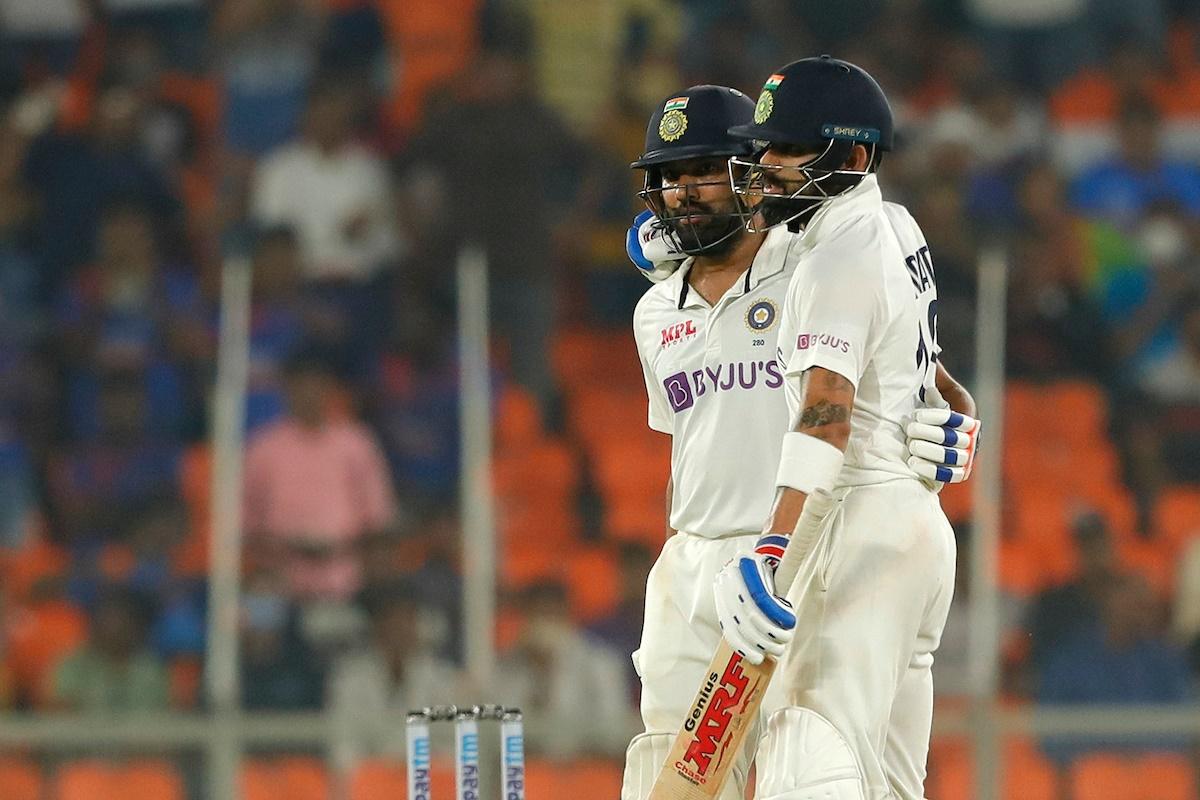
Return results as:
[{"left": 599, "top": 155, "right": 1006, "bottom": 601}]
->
[
  {"left": 929, "top": 738, "right": 1059, "bottom": 800},
  {"left": 54, "top": 760, "right": 184, "bottom": 800},
  {"left": 0, "top": 758, "right": 42, "bottom": 800}
]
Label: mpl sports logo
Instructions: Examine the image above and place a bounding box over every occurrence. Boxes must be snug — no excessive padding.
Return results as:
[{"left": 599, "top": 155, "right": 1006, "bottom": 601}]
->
[
  {"left": 663, "top": 359, "right": 784, "bottom": 413},
  {"left": 661, "top": 320, "right": 699, "bottom": 349},
  {"left": 674, "top": 653, "right": 756, "bottom": 783}
]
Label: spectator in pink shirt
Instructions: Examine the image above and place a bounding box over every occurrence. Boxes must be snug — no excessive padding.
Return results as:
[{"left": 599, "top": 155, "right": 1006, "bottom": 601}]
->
[{"left": 243, "top": 352, "right": 396, "bottom": 600}]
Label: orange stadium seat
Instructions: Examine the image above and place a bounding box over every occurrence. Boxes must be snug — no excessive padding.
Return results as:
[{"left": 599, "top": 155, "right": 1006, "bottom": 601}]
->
[
  {"left": 1119, "top": 538, "right": 1175, "bottom": 596},
  {"left": 55, "top": 760, "right": 111, "bottom": 800},
  {"left": 4, "top": 535, "right": 70, "bottom": 601},
  {"left": 495, "top": 385, "right": 544, "bottom": 449},
  {"left": 7, "top": 600, "right": 87, "bottom": 707},
  {"left": 350, "top": 759, "right": 406, "bottom": 800},
  {"left": 930, "top": 739, "right": 1058, "bottom": 800},
  {"left": 1070, "top": 754, "right": 1135, "bottom": 800},
  {"left": 498, "top": 497, "right": 579, "bottom": 551},
  {"left": 938, "top": 480, "right": 973, "bottom": 524},
  {"left": 1136, "top": 753, "right": 1196, "bottom": 800},
  {"left": 122, "top": 760, "right": 185, "bottom": 800},
  {"left": 0, "top": 758, "right": 42, "bottom": 800},
  {"left": 1005, "top": 383, "right": 1055, "bottom": 443},
  {"left": 1155, "top": 486, "right": 1200, "bottom": 550},
  {"left": 998, "top": 537, "right": 1044, "bottom": 596},
  {"left": 243, "top": 758, "right": 329, "bottom": 800},
  {"left": 552, "top": 329, "right": 642, "bottom": 391},
  {"left": 568, "top": 390, "right": 654, "bottom": 452},
  {"left": 500, "top": 542, "right": 559, "bottom": 588},
  {"left": 493, "top": 439, "right": 579, "bottom": 499},
  {"left": 168, "top": 656, "right": 202, "bottom": 711},
  {"left": 1051, "top": 381, "right": 1109, "bottom": 440},
  {"left": 523, "top": 759, "right": 561, "bottom": 795},
  {"left": 606, "top": 497, "right": 667, "bottom": 548},
  {"left": 561, "top": 759, "right": 624, "bottom": 796},
  {"left": 567, "top": 546, "right": 621, "bottom": 622},
  {"left": 279, "top": 757, "right": 330, "bottom": 800}
]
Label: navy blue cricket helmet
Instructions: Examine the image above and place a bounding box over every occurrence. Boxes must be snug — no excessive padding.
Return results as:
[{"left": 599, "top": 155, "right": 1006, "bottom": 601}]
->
[
  {"left": 729, "top": 56, "right": 894, "bottom": 230},
  {"left": 631, "top": 85, "right": 756, "bottom": 256}
]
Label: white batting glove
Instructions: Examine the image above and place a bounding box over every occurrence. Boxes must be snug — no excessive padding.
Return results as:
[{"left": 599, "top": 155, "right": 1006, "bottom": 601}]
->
[
  {"left": 625, "top": 209, "right": 686, "bottom": 283},
  {"left": 712, "top": 540, "right": 796, "bottom": 666},
  {"left": 905, "top": 408, "right": 981, "bottom": 485}
]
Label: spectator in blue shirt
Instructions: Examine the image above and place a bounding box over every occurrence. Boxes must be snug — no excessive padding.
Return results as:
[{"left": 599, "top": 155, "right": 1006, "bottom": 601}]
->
[
  {"left": 1071, "top": 99, "right": 1200, "bottom": 228},
  {"left": 1038, "top": 572, "right": 1191, "bottom": 763}
]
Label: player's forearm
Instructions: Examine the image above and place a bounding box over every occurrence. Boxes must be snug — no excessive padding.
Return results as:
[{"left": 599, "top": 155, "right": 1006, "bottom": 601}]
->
[
  {"left": 765, "top": 368, "right": 853, "bottom": 535},
  {"left": 935, "top": 362, "right": 976, "bottom": 418},
  {"left": 764, "top": 485, "right": 807, "bottom": 535}
]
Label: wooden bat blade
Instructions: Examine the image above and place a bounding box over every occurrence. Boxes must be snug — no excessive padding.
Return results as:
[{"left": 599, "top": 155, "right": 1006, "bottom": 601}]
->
[{"left": 648, "top": 641, "right": 777, "bottom": 799}]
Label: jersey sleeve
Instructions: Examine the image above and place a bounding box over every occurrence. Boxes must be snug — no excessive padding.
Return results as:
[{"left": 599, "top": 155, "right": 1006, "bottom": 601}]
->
[
  {"left": 782, "top": 254, "right": 882, "bottom": 390},
  {"left": 634, "top": 303, "right": 674, "bottom": 435}
]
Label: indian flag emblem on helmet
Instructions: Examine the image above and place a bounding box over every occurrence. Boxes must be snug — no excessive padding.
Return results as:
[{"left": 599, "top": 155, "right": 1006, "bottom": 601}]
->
[
  {"left": 754, "top": 90, "right": 774, "bottom": 124},
  {"left": 659, "top": 108, "right": 688, "bottom": 142},
  {"left": 663, "top": 96, "right": 689, "bottom": 112},
  {"left": 763, "top": 73, "right": 785, "bottom": 90}
]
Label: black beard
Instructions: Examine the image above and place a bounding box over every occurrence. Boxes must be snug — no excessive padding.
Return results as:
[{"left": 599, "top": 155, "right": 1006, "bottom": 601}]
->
[{"left": 660, "top": 209, "right": 745, "bottom": 256}]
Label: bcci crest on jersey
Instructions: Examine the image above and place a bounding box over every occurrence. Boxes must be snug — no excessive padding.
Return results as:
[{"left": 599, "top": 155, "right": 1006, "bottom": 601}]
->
[{"left": 745, "top": 299, "right": 777, "bottom": 332}]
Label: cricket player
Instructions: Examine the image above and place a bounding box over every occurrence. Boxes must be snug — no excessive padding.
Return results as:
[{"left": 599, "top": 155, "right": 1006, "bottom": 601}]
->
[
  {"left": 710, "top": 56, "right": 978, "bottom": 800},
  {"left": 623, "top": 80, "right": 978, "bottom": 800}
]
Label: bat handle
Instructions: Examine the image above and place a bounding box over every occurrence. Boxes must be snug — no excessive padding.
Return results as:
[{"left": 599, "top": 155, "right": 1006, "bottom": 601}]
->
[{"left": 773, "top": 489, "right": 835, "bottom": 591}]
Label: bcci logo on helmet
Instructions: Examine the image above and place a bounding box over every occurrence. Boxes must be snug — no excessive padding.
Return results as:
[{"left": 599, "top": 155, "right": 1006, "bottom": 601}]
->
[
  {"left": 753, "top": 91, "right": 774, "bottom": 124},
  {"left": 659, "top": 109, "right": 688, "bottom": 142}
]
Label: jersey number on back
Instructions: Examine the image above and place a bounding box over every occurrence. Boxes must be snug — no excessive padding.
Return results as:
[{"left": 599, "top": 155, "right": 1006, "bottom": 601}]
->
[
  {"left": 915, "top": 298, "right": 938, "bottom": 401},
  {"left": 906, "top": 246, "right": 939, "bottom": 401}
]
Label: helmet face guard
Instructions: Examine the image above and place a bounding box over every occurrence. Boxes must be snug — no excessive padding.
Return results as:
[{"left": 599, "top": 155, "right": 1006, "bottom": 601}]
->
[
  {"left": 638, "top": 163, "right": 750, "bottom": 257},
  {"left": 729, "top": 138, "right": 876, "bottom": 233}
]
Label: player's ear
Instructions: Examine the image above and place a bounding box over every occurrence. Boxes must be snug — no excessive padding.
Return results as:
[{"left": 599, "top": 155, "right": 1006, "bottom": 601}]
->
[{"left": 844, "top": 144, "right": 870, "bottom": 172}]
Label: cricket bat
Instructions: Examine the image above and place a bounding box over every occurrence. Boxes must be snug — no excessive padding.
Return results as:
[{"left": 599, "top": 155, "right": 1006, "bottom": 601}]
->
[{"left": 648, "top": 489, "right": 835, "bottom": 800}]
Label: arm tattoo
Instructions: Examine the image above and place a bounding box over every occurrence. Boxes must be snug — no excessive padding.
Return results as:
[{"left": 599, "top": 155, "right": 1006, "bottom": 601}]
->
[{"left": 798, "top": 399, "right": 850, "bottom": 429}]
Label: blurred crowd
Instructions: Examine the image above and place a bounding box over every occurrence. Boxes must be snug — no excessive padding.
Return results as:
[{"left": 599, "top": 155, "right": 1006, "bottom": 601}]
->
[{"left": 0, "top": 0, "right": 1199, "bottom": 777}]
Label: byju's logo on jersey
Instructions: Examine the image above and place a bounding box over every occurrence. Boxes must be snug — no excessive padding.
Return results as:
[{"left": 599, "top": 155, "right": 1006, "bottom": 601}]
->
[
  {"left": 663, "top": 371, "right": 695, "bottom": 412},
  {"left": 664, "top": 360, "right": 782, "bottom": 414},
  {"left": 745, "top": 299, "right": 777, "bottom": 332},
  {"left": 796, "top": 332, "right": 851, "bottom": 353},
  {"left": 661, "top": 320, "right": 699, "bottom": 349}
]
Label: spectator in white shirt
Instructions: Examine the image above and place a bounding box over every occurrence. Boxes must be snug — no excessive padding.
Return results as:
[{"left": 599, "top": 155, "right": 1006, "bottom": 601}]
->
[
  {"left": 497, "top": 581, "right": 635, "bottom": 759},
  {"left": 252, "top": 74, "right": 400, "bottom": 284}
]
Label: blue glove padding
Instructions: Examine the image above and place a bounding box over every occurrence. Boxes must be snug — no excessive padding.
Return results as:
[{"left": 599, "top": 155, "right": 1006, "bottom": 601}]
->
[
  {"left": 905, "top": 407, "right": 981, "bottom": 485},
  {"left": 626, "top": 209, "right": 656, "bottom": 271},
  {"left": 713, "top": 551, "right": 796, "bottom": 666},
  {"left": 626, "top": 210, "right": 685, "bottom": 282}
]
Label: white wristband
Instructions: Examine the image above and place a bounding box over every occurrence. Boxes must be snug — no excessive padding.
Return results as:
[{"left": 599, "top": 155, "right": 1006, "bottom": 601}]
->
[{"left": 775, "top": 432, "right": 845, "bottom": 495}]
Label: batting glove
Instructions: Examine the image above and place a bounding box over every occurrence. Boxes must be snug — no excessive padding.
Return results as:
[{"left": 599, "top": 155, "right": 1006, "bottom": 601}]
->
[
  {"left": 906, "top": 408, "right": 981, "bottom": 485},
  {"left": 713, "top": 538, "right": 796, "bottom": 666},
  {"left": 626, "top": 209, "right": 686, "bottom": 283}
]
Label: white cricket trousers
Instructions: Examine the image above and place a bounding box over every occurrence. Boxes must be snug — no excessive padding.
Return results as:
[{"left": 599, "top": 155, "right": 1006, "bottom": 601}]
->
[
  {"left": 625, "top": 530, "right": 786, "bottom": 799},
  {"left": 768, "top": 479, "right": 957, "bottom": 800}
]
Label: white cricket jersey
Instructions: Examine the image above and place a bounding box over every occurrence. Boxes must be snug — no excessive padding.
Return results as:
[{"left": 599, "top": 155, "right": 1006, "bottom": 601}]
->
[
  {"left": 633, "top": 227, "right": 801, "bottom": 538},
  {"left": 776, "top": 175, "right": 949, "bottom": 487}
]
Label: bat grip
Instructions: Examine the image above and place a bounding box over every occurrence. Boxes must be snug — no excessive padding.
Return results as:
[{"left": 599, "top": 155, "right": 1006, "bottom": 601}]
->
[{"left": 772, "top": 489, "right": 835, "bottom": 591}]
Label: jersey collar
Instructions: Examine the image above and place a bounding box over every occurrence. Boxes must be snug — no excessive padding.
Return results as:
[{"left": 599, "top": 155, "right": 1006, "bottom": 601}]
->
[
  {"left": 797, "top": 173, "right": 884, "bottom": 249},
  {"left": 673, "top": 227, "right": 796, "bottom": 309}
]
